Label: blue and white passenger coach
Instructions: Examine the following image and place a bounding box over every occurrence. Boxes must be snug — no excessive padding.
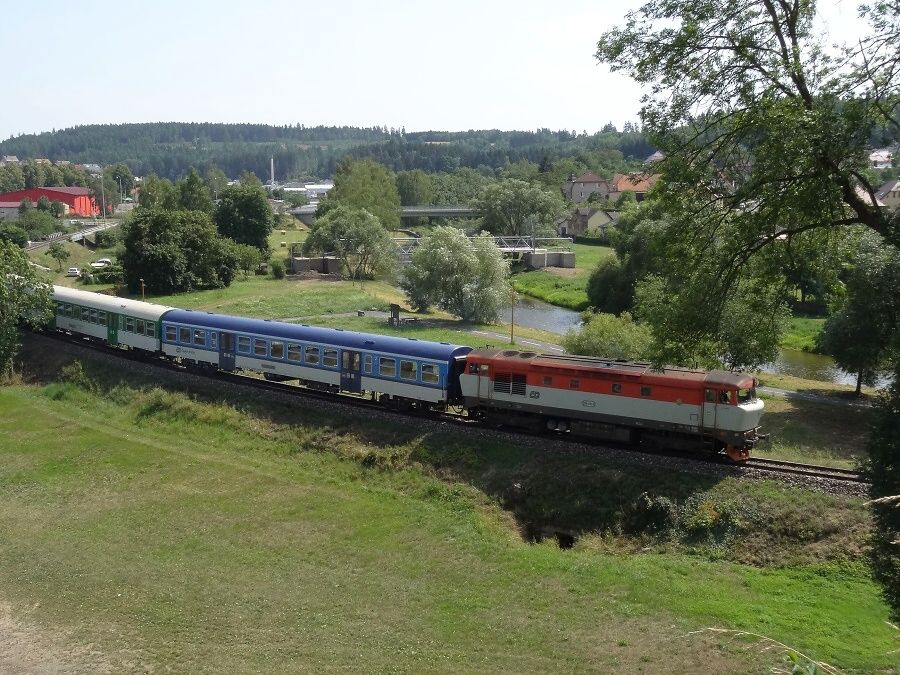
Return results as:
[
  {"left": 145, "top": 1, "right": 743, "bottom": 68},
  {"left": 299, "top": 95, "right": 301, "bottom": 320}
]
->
[{"left": 160, "top": 310, "right": 472, "bottom": 405}]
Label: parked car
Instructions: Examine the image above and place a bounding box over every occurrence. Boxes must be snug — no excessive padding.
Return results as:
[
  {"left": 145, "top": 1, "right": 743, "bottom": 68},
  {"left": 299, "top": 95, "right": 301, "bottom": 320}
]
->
[
  {"left": 90, "top": 258, "right": 112, "bottom": 269},
  {"left": 66, "top": 267, "right": 80, "bottom": 277}
]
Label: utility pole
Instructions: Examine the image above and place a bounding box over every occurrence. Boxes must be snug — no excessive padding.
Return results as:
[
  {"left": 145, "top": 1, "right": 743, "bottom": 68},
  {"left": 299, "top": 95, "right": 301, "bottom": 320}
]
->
[
  {"left": 509, "top": 285, "right": 517, "bottom": 344},
  {"left": 99, "top": 175, "right": 106, "bottom": 221}
]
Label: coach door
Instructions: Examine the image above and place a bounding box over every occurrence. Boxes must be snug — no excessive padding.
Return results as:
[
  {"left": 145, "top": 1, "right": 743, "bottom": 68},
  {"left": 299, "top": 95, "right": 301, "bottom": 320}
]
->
[
  {"left": 341, "top": 350, "right": 362, "bottom": 393},
  {"left": 107, "top": 312, "right": 119, "bottom": 346},
  {"left": 220, "top": 332, "right": 236, "bottom": 371}
]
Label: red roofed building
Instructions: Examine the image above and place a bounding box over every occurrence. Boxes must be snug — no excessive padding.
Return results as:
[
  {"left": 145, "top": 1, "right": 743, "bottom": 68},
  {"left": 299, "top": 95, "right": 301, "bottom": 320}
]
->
[
  {"left": 0, "top": 187, "right": 98, "bottom": 217},
  {"left": 609, "top": 173, "right": 660, "bottom": 202}
]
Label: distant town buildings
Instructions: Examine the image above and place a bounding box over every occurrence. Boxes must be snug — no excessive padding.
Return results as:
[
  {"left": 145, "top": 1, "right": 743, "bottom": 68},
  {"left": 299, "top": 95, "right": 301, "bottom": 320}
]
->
[
  {"left": 562, "top": 171, "right": 660, "bottom": 204},
  {"left": 282, "top": 181, "right": 333, "bottom": 204},
  {"left": 870, "top": 148, "right": 895, "bottom": 169},
  {"left": 876, "top": 178, "right": 900, "bottom": 210},
  {"left": 562, "top": 172, "right": 609, "bottom": 202},
  {"left": 557, "top": 207, "right": 621, "bottom": 237}
]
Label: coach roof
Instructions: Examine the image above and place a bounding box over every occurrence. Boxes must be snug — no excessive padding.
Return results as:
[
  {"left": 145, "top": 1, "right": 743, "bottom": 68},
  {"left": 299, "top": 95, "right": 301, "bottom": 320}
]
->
[{"left": 162, "top": 309, "right": 473, "bottom": 361}]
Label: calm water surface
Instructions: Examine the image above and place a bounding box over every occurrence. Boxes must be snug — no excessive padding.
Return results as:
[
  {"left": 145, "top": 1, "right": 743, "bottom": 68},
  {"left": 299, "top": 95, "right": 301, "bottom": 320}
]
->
[{"left": 506, "top": 296, "right": 891, "bottom": 386}]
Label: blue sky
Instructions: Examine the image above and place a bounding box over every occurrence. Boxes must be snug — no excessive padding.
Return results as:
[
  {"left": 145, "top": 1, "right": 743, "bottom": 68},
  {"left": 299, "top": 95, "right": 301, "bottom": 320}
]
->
[{"left": 0, "top": 0, "right": 869, "bottom": 141}]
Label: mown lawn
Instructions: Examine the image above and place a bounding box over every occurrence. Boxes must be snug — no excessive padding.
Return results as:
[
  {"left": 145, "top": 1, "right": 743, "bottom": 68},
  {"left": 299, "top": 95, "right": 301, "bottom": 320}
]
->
[
  {"left": 511, "top": 243, "right": 614, "bottom": 310},
  {"left": 0, "top": 352, "right": 894, "bottom": 672}
]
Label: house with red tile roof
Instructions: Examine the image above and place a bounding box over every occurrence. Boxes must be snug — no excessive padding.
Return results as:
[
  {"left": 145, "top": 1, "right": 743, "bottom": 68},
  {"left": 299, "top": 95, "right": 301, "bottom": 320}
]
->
[{"left": 608, "top": 173, "right": 660, "bottom": 202}]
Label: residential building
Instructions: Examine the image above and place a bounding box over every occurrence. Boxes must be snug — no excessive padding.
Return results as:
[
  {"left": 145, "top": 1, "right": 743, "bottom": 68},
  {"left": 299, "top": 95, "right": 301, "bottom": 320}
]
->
[
  {"left": 0, "top": 155, "right": 19, "bottom": 166},
  {"left": 876, "top": 178, "right": 900, "bottom": 210},
  {"left": 608, "top": 173, "right": 660, "bottom": 202},
  {"left": 0, "top": 201, "right": 27, "bottom": 220},
  {"left": 562, "top": 171, "right": 611, "bottom": 202},
  {"left": 0, "top": 187, "right": 98, "bottom": 217},
  {"left": 558, "top": 207, "right": 620, "bottom": 237},
  {"left": 869, "top": 148, "right": 894, "bottom": 169}
]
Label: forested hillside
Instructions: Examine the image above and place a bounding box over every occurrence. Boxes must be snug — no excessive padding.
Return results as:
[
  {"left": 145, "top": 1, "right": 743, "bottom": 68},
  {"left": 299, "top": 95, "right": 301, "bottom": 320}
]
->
[{"left": 0, "top": 123, "right": 654, "bottom": 180}]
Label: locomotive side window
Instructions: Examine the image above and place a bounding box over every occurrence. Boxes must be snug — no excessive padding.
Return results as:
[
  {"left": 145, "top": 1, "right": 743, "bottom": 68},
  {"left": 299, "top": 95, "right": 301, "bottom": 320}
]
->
[
  {"left": 193, "top": 329, "right": 205, "bottom": 346},
  {"left": 705, "top": 388, "right": 715, "bottom": 403},
  {"left": 468, "top": 363, "right": 479, "bottom": 374},
  {"left": 287, "top": 344, "right": 301, "bottom": 361},
  {"left": 379, "top": 357, "right": 396, "bottom": 377},
  {"left": 270, "top": 341, "right": 284, "bottom": 359},
  {"left": 305, "top": 346, "right": 320, "bottom": 365},
  {"left": 720, "top": 390, "right": 732, "bottom": 404},
  {"left": 165, "top": 326, "right": 177, "bottom": 341},
  {"left": 570, "top": 379, "right": 580, "bottom": 389},
  {"left": 237, "top": 336, "right": 251, "bottom": 353},
  {"left": 641, "top": 386, "right": 651, "bottom": 397},
  {"left": 738, "top": 388, "right": 755, "bottom": 403},
  {"left": 612, "top": 383, "right": 622, "bottom": 393},
  {"left": 179, "top": 326, "right": 190, "bottom": 343},
  {"left": 323, "top": 349, "right": 338, "bottom": 368},
  {"left": 400, "top": 360, "right": 417, "bottom": 381},
  {"left": 543, "top": 376, "right": 552, "bottom": 386},
  {"left": 254, "top": 339, "right": 267, "bottom": 357},
  {"left": 421, "top": 364, "right": 439, "bottom": 383}
]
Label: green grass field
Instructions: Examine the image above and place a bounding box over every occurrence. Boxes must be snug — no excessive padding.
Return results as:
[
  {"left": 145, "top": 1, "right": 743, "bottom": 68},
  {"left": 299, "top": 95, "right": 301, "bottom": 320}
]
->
[
  {"left": 780, "top": 316, "right": 826, "bottom": 352},
  {"left": 511, "top": 243, "right": 615, "bottom": 310},
  {"left": 0, "top": 349, "right": 895, "bottom": 672}
]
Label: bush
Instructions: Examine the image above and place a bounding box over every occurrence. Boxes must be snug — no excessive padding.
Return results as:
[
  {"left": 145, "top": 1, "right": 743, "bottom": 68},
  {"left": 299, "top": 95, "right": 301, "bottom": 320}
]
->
[
  {"left": 625, "top": 492, "right": 678, "bottom": 534},
  {"left": 270, "top": 258, "right": 286, "bottom": 279}
]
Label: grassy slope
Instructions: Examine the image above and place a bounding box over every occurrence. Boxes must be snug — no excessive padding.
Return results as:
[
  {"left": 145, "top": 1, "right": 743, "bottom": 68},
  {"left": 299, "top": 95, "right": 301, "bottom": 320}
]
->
[
  {"left": 511, "top": 243, "right": 615, "bottom": 310},
  {"left": 0, "top": 362, "right": 894, "bottom": 672}
]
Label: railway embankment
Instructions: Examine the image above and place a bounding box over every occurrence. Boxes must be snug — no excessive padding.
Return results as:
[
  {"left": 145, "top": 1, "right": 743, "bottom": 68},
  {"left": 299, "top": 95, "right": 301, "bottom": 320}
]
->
[{"left": 1, "top": 332, "right": 895, "bottom": 671}]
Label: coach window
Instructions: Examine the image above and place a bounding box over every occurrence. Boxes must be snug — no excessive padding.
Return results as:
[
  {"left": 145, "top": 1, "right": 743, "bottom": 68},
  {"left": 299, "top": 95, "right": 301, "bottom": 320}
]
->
[
  {"left": 379, "top": 357, "right": 396, "bottom": 377},
  {"left": 323, "top": 349, "right": 338, "bottom": 368},
  {"left": 254, "top": 338, "right": 267, "bottom": 357},
  {"left": 363, "top": 354, "right": 373, "bottom": 373},
  {"left": 305, "top": 346, "right": 320, "bottom": 365},
  {"left": 146, "top": 321, "right": 155, "bottom": 337},
  {"left": 287, "top": 344, "right": 301, "bottom": 361},
  {"left": 421, "top": 364, "right": 439, "bottom": 384},
  {"left": 270, "top": 341, "right": 284, "bottom": 359},
  {"left": 98, "top": 311, "right": 107, "bottom": 326},
  {"left": 570, "top": 379, "right": 580, "bottom": 389},
  {"left": 56, "top": 302, "right": 63, "bottom": 315},
  {"left": 82, "top": 307, "right": 91, "bottom": 321},
  {"left": 400, "top": 360, "right": 417, "bottom": 381},
  {"left": 179, "top": 326, "right": 190, "bottom": 343},
  {"left": 88, "top": 309, "right": 97, "bottom": 324},
  {"left": 136, "top": 319, "right": 145, "bottom": 335},
  {"left": 641, "top": 386, "right": 652, "bottom": 397},
  {"left": 125, "top": 317, "right": 134, "bottom": 333},
  {"left": 209, "top": 332, "right": 217, "bottom": 350},
  {"left": 64, "top": 304, "right": 73, "bottom": 317},
  {"left": 612, "top": 383, "right": 622, "bottom": 394},
  {"left": 165, "top": 326, "right": 177, "bottom": 341},
  {"left": 193, "top": 329, "right": 205, "bottom": 346},
  {"left": 237, "top": 336, "right": 251, "bottom": 353}
]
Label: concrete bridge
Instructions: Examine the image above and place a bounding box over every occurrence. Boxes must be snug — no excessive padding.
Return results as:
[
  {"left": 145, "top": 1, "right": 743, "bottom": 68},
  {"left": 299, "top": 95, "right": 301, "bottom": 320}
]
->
[{"left": 290, "top": 204, "right": 479, "bottom": 225}]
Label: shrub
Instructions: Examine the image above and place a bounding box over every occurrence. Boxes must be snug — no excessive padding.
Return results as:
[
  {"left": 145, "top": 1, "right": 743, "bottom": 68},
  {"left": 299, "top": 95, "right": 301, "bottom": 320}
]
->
[{"left": 270, "top": 258, "right": 286, "bottom": 279}]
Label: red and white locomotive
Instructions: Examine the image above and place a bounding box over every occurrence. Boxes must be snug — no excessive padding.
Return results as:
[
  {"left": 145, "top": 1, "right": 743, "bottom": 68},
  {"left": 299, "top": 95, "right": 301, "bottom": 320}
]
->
[{"left": 459, "top": 349, "right": 763, "bottom": 461}]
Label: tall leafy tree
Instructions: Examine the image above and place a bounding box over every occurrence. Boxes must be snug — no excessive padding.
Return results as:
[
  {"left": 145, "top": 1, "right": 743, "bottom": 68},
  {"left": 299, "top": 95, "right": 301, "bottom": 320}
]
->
[
  {"left": 204, "top": 166, "right": 229, "bottom": 200},
  {"left": 472, "top": 179, "right": 564, "bottom": 237},
  {"left": 401, "top": 226, "right": 510, "bottom": 323},
  {"left": 120, "top": 209, "right": 239, "bottom": 294},
  {"left": 395, "top": 169, "right": 433, "bottom": 206},
  {"left": 0, "top": 240, "right": 52, "bottom": 376},
  {"left": 562, "top": 312, "right": 652, "bottom": 359},
  {"left": 178, "top": 168, "right": 214, "bottom": 213},
  {"left": 214, "top": 183, "right": 274, "bottom": 252},
  {"left": 302, "top": 204, "right": 396, "bottom": 282},
  {"left": 330, "top": 158, "right": 401, "bottom": 230},
  {"left": 138, "top": 174, "right": 179, "bottom": 210},
  {"left": 47, "top": 242, "right": 70, "bottom": 272}
]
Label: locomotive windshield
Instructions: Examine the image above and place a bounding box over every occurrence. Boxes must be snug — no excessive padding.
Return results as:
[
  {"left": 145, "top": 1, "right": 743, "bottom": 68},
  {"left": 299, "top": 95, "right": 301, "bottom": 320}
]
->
[{"left": 738, "top": 388, "right": 756, "bottom": 404}]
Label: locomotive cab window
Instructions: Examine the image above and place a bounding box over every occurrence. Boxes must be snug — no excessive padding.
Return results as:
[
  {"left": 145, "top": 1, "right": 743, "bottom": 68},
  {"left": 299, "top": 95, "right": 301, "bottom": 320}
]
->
[
  {"left": 720, "top": 390, "right": 733, "bottom": 404},
  {"left": 237, "top": 336, "right": 251, "bottom": 353},
  {"left": 705, "top": 388, "right": 716, "bottom": 403},
  {"left": 270, "top": 341, "right": 284, "bottom": 359},
  {"left": 612, "top": 383, "right": 622, "bottom": 393},
  {"left": 305, "top": 346, "right": 320, "bottom": 365},
  {"left": 640, "top": 386, "right": 652, "bottom": 397},
  {"left": 323, "top": 349, "right": 338, "bottom": 368},
  {"left": 179, "top": 326, "right": 190, "bottom": 343},
  {"left": 421, "top": 364, "right": 439, "bottom": 384},
  {"left": 165, "top": 326, "right": 177, "bottom": 341},
  {"left": 400, "top": 361, "right": 417, "bottom": 381},
  {"left": 738, "top": 388, "right": 755, "bottom": 403},
  {"left": 254, "top": 339, "right": 267, "bottom": 357}
]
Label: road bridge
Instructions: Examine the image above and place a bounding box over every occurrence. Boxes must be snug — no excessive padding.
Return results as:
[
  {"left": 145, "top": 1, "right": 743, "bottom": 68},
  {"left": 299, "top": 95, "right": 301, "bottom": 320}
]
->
[{"left": 289, "top": 204, "right": 479, "bottom": 225}]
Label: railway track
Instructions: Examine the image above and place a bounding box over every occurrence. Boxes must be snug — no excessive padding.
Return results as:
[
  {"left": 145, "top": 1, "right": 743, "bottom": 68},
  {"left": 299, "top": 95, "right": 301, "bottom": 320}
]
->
[{"left": 35, "top": 330, "right": 869, "bottom": 487}]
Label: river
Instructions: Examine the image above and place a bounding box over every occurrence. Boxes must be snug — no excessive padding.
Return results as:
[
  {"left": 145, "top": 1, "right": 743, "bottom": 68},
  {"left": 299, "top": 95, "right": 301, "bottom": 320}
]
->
[{"left": 505, "top": 296, "right": 890, "bottom": 386}]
